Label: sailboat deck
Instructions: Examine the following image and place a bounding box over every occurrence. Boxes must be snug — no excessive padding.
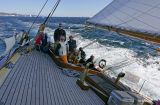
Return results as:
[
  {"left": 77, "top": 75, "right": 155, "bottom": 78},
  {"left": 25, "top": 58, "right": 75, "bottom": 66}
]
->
[{"left": 0, "top": 51, "right": 104, "bottom": 105}]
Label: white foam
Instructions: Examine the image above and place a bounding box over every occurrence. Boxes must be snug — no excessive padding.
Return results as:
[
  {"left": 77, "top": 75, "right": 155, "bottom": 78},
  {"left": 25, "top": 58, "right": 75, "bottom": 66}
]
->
[{"left": 69, "top": 31, "right": 160, "bottom": 100}]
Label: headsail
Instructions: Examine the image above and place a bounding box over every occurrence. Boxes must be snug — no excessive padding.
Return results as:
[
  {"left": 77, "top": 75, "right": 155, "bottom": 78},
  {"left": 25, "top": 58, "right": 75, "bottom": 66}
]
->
[{"left": 87, "top": 0, "right": 160, "bottom": 44}]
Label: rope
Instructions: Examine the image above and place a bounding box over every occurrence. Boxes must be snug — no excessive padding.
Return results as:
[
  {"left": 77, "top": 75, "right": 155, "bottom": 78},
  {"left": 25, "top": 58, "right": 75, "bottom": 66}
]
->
[
  {"left": 27, "top": 0, "right": 49, "bottom": 34},
  {"left": 62, "top": 69, "right": 80, "bottom": 77}
]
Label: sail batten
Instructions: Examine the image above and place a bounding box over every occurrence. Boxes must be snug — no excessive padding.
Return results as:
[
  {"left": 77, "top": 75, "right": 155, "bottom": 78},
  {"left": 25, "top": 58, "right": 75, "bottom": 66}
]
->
[{"left": 88, "top": 0, "right": 160, "bottom": 35}]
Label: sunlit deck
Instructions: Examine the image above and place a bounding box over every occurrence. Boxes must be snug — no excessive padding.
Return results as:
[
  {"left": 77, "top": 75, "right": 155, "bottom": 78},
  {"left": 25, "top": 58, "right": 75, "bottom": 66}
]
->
[{"left": 0, "top": 51, "right": 104, "bottom": 105}]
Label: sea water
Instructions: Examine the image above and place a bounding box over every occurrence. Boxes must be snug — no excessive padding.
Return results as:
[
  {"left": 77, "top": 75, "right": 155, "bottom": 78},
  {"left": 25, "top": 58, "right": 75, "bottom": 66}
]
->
[{"left": 0, "top": 16, "right": 159, "bottom": 100}]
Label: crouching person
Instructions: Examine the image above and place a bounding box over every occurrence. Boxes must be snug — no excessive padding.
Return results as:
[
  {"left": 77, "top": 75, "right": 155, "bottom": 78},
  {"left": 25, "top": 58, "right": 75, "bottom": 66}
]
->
[
  {"left": 85, "top": 55, "right": 98, "bottom": 71},
  {"left": 68, "top": 49, "right": 78, "bottom": 64},
  {"left": 78, "top": 47, "right": 86, "bottom": 65}
]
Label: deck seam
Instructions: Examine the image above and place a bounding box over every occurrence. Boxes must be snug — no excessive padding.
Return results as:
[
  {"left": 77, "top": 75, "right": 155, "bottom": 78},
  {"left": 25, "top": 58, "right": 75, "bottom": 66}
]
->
[
  {"left": 0, "top": 51, "right": 105, "bottom": 105},
  {"left": 1, "top": 56, "right": 26, "bottom": 104},
  {"left": 7, "top": 55, "right": 31, "bottom": 105},
  {"left": 42, "top": 54, "right": 53, "bottom": 105},
  {"left": 0, "top": 56, "right": 24, "bottom": 98},
  {"left": 16, "top": 54, "right": 34, "bottom": 105}
]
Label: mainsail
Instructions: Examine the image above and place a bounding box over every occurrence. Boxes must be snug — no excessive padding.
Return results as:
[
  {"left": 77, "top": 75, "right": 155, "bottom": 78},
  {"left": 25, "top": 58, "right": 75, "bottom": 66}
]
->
[{"left": 87, "top": 0, "right": 160, "bottom": 44}]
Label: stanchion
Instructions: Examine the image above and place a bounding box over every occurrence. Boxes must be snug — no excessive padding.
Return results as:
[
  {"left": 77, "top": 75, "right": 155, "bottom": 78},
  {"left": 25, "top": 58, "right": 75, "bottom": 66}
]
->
[
  {"left": 76, "top": 63, "right": 92, "bottom": 90},
  {"left": 115, "top": 72, "right": 125, "bottom": 84}
]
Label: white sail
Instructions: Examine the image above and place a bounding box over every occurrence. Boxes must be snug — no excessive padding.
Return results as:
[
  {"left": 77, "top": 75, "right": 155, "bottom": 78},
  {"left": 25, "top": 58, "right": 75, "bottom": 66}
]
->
[{"left": 88, "top": 0, "right": 160, "bottom": 34}]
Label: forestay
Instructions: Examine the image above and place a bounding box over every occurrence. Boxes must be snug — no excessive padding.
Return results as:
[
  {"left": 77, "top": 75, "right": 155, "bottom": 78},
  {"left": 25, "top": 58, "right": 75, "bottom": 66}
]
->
[{"left": 87, "top": 0, "right": 160, "bottom": 35}]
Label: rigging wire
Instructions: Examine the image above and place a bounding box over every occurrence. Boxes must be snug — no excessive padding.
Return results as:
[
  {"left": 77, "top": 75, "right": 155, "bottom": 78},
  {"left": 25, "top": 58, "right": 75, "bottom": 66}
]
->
[
  {"left": 31, "top": 0, "right": 61, "bottom": 39},
  {"left": 80, "top": 26, "right": 116, "bottom": 50},
  {"left": 27, "top": 0, "right": 49, "bottom": 34},
  {"left": 44, "top": 0, "right": 61, "bottom": 25}
]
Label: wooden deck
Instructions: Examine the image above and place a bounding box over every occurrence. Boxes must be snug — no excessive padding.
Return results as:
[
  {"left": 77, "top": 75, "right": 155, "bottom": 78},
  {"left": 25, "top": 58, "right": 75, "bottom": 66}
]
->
[{"left": 0, "top": 51, "right": 104, "bottom": 105}]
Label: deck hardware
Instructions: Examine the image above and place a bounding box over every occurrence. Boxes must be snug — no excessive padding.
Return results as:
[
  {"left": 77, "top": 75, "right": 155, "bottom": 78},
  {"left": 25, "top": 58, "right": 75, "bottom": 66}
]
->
[
  {"left": 115, "top": 72, "right": 125, "bottom": 84},
  {"left": 76, "top": 63, "right": 92, "bottom": 90}
]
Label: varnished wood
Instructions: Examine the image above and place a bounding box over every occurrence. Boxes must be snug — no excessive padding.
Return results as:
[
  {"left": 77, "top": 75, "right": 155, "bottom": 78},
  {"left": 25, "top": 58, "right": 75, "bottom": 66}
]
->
[
  {"left": 88, "top": 23, "right": 160, "bottom": 45},
  {"left": 48, "top": 49, "right": 99, "bottom": 75}
]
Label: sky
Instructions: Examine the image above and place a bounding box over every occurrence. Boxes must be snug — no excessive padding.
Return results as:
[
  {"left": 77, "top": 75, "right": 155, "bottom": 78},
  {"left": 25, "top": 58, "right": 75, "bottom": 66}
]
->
[{"left": 0, "top": 0, "right": 113, "bottom": 17}]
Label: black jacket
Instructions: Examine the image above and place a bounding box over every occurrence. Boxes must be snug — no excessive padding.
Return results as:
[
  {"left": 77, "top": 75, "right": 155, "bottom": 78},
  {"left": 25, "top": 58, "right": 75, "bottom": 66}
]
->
[
  {"left": 85, "top": 58, "right": 94, "bottom": 68},
  {"left": 54, "top": 28, "right": 66, "bottom": 41},
  {"left": 68, "top": 40, "right": 77, "bottom": 52}
]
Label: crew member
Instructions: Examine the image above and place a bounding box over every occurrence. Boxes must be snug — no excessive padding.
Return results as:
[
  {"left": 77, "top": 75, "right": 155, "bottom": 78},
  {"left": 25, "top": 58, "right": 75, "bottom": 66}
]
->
[
  {"left": 67, "top": 35, "right": 77, "bottom": 53},
  {"left": 19, "top": 30, "right": 28, "bottom": 46},
  {"left": 78, "top": 47, "right": 86, "bottom": 65},
  {"left": 57, "top": 35, "right": 68, "bottom": 64},
  {"left": 35, "top": 32, "right": 44, "bottom": 51},
  {"left": 35, "top": 24, "right": 45, "bottom": 51},
  {"left": 54, "top": 23, "right": 66, "bottom": 42},
  {"left": 85, "top": 55, "right": 97, "bottom": 70}
]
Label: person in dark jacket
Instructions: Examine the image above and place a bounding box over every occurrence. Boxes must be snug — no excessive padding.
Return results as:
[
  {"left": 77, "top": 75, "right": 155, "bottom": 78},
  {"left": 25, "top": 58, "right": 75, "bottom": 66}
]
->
[
  {"left": 67, "top": 35, "right": 77, "bottom": 53},
  {"left": 54, "top": 23, "right": 66, "bottom": 42},
  {"left": 85, "top": 55, "right": 97, "bottom": 70},
  {"left": 78, "top": 47, "right": 86, "bottom": 65},
  {"left": 40, "top": 33, "right": 49, "bottom": 53}
]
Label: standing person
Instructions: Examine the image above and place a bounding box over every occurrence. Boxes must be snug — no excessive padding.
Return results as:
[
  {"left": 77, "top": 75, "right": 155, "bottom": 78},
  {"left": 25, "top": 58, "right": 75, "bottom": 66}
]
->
[
  {"left": 67, "top": 35, "right": 77, "bottom": 53},
  {"left": 57, "top": 35, "right": 68, "bottom": 64},
  {"left": 54, "top": 23, "right": 66, "bottom": 42}
]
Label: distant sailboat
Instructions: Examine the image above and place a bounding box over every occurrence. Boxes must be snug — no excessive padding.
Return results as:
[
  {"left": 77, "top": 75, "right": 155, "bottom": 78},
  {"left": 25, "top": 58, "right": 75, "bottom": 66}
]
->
[{"left": 87, "top": 0, "right": 160, "bottom": 44}]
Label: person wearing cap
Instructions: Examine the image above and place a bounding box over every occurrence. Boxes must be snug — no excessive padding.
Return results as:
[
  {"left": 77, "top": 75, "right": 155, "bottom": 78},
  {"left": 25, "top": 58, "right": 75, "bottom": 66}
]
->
[
  {"left": 67, "top": 35, "right": 77, "bottom": 53},
  {"left": 54, "top": 23, "right": 66, "bottom": 42}
]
